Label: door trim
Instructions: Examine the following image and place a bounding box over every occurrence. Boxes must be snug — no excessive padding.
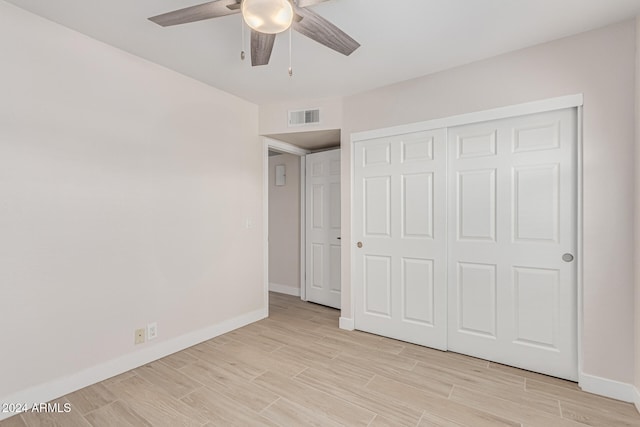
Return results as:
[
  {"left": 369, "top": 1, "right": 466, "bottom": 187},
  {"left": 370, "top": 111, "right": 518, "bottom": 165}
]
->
[
  {"left": 299, "top": 155, "right": 307, "bottom": 301},
  {"left": 262, "top": 137, "right": 311, "bottom": 311},
  {"left": 348, "top": 94, "right": 584, "bottom": 378},
  {"left": 576, "top": 105, "right": 584, "bottom": 383},
  {"left": 352, "top": 94, "right": 583, "bottom": 142}
]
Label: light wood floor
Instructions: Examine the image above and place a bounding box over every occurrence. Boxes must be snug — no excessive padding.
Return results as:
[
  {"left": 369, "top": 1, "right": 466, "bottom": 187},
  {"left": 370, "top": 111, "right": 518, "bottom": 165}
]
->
[{"left": 2, "top": 292, "right": 639, "bottom": 427}]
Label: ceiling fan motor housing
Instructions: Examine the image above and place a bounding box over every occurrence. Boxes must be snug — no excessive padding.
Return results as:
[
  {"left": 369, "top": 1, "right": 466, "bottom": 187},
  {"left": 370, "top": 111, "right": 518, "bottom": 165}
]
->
[{"left": 241, "top": 0, "right": 294, "bottom": 34}]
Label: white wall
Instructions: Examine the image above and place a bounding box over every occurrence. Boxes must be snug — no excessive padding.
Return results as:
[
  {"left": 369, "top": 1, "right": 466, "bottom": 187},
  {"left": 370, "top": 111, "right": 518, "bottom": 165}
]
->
[
  {"left": 342, "top": 20, "right": 637, "bottom": 384},
  {"left": 268, "top": 153, "right": 301, "bottom": 294},
  {"left": 259, "top": 96, "right": 343, "bottom": 135},
  {"left": 0, "top": 0, "right": 262, "bottom": 406}
]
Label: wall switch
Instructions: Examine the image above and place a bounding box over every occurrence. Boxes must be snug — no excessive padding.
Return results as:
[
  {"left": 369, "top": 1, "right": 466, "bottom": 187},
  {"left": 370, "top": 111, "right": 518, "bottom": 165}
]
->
[
  {"left": 147, "top": 322, "right": 158, "bottom": 340},
  {"left": 134, "top": 328, "right": 145, "bottom": 345}
]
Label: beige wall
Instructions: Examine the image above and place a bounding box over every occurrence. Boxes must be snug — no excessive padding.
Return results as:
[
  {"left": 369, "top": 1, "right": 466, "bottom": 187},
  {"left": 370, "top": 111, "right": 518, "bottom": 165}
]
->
[
  {"left": 259, "top": 96, "right": 343, "bottom": 135},
  {"left": 342, "top": 20, "right": 636, "bottom": 383},
  {"left": 0, "top": 1, "right": 262, "bottom": 401},
  {"left": 268, "top": 153, "right": 301, "bottom": 293},
  {"left": 635, "top": 16, "right": 640, "bottom": 400}
]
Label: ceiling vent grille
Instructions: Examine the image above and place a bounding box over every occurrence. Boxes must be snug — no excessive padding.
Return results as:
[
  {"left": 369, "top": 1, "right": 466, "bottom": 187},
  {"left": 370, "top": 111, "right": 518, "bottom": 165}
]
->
[{"left": 288, "top": 108, "right": 320, "bottom": 127}]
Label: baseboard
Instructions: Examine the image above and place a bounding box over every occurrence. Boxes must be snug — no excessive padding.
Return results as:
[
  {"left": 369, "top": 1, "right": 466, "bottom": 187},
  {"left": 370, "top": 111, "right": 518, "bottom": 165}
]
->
[
  {"left": 339, "top": 317, "right": 354, "bottom": 331},
  {"left": 579, "top": 373, "right": 637, "bottom": 403},
  {"left": 0, "top": 307, "right": 267, "bottom": 422},
  {"left": 269, "top": 282, "right": 300, "bottom": 297},
  {"left": 633, "top": 385, "right": 640, "bottom": 413}
]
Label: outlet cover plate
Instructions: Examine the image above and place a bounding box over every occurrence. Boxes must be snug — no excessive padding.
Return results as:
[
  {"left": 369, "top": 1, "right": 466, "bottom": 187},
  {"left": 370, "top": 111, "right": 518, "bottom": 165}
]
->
[
  {"left": 147, "top": 322, "right": 158, "bottom": 340},
  {"left": 135, "top": 328, "right": 145, "bottom": 345}
]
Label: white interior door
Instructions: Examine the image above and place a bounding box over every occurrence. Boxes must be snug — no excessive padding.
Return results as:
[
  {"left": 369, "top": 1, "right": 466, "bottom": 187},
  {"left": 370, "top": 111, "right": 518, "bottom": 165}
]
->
[
  {"left": 447, "top": 108, "right": 577, "bottom": 380},
  {"left": 305, "top": 149, "right": 341, "bottom": 308},
  {"left": 353, "top": 130, "right": 447, "bottom": 349}
]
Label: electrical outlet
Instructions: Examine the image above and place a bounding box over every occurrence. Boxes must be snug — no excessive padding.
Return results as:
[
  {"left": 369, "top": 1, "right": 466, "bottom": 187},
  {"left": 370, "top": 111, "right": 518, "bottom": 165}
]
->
[
  {"left": 134, "top": 328, "right": 145, "bottom": 345},
  {"left": 147, "top": 322, "right": 158, "bottom": 340}
]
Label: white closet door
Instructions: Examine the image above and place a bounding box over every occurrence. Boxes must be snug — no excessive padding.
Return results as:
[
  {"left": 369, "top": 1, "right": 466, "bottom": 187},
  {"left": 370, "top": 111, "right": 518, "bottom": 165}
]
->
[
  {"left": 306, "top": 149, "right": 341, "bottom": 308},
  {"left": 353, "top": 130, "right": 447, "bottom": 349},
  {"left": 447, "top": 108, "right": 577, "bottom": 380}
]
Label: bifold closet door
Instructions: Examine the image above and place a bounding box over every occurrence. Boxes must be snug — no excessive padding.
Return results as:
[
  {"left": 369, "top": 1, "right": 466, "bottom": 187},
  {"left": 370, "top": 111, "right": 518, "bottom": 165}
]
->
[
  {"left": 447, "top": 108, "right": 578, "bottom": 380},
  {"left": 353, "top": 130, "right": 447, "bottom": 350}
]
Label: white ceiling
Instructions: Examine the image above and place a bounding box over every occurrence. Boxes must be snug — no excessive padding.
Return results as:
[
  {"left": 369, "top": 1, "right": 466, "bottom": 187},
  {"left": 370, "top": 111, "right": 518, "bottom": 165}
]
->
[{"left": 6, "top": 0, "right": 640, "bottom": 105}]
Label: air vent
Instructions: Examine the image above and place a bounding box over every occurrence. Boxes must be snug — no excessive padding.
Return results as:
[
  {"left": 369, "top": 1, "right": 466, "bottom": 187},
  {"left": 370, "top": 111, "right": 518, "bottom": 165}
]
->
[{"left": 288, "top": 108, "right": 320, "bottom": 127}]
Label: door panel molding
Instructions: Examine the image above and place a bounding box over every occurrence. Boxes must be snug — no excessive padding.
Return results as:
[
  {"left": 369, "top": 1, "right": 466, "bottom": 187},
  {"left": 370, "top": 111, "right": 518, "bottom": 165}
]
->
[{"left": 353, "top": 129, "right": 448, "bottom": 350}]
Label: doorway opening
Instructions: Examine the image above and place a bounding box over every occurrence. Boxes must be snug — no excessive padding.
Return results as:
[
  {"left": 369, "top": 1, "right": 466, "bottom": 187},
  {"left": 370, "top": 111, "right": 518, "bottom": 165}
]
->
[
  {"left": 267, "top": 148, "right": 304, "bottom": 298},
  {"left": 262, "top": 130, "right": 342, "bottom": 314}
]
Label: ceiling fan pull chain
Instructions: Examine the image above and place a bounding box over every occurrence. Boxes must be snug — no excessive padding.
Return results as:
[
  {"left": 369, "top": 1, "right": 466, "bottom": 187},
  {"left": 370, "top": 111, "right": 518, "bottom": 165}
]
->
[
  {"left": 288, "top": 26, "right": 293, "bottom": 77},
  {"left": 240, "top": 17, "right": 246, "bottom": 61}
]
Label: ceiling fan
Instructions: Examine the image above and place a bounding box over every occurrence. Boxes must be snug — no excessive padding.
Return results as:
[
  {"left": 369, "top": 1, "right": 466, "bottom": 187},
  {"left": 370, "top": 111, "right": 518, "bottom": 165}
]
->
[{"left": 148, "top": 0, "right": 360, "bottom": 67}]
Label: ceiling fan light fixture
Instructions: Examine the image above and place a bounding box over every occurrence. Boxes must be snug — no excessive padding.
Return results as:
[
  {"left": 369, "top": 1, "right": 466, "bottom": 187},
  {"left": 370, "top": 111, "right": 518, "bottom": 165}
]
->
[{"left": 242, "top": 0, "right": 293, "bottom": 34}]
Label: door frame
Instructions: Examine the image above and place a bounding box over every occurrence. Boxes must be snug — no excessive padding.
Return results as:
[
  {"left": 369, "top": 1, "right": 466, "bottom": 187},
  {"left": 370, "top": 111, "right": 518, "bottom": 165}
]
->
[
  {"left": 262, "top": 137, "right": 310, "bottom": 311},
  {"left": 349, "top": 94, "right": 584, "bottom": 378}
]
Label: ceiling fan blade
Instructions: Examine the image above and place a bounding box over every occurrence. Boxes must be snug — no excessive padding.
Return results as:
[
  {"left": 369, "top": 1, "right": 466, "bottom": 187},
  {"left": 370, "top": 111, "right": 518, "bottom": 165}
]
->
[
  {"left": 293, "top": 7, "right": 360, "bottom": 56},
  {"left": 149, "top": 0, "right": 240, "bottom": 27},
  {"left": 251, "top": 30, "right": 276, "bottom": 66},
  {"left": 296, "top": 0, "right": 330, "bottom": 7}
]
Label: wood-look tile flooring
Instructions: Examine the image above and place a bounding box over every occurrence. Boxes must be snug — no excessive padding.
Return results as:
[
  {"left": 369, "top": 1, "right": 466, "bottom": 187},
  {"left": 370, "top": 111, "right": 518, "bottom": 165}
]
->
[{"left": 2, "top": 292, "right": 639, "bottom": 427}]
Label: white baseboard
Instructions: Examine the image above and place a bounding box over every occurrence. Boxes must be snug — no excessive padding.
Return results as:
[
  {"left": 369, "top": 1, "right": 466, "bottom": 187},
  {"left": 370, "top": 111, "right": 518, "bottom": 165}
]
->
[
  {"left": 634, "top": 385, "right": 640, "bottom": 413},
  {"left": 0, "top": 307, "right": 267, "bottom": 422},
  {"left": 269, "top": 282, "right": 300, "bottom": 297},
  {"left": 339, "top": 317, "right": 354, "bottom": 331},
  {"left": 579, "top": 373, "right": 637, "bottom": 403}
]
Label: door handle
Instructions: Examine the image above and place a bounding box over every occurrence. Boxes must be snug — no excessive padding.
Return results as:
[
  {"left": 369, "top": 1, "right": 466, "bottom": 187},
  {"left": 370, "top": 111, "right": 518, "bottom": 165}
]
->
[
  {"left": 562, "top": 253, "right": 574, "bottom": 262},
  {"left": 357, "top": 242, "right": 363, "bottom": 248},
  {"left": 337, "top": 237, "right": 341, "bottom": 240}
]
